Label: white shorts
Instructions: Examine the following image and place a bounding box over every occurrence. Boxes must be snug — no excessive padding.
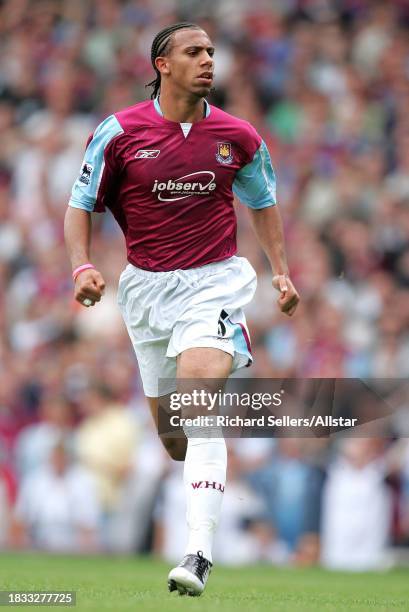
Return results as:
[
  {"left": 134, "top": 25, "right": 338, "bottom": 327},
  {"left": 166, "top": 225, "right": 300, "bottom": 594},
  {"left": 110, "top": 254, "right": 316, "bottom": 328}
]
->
[{"left": 117, "top": 256, "right": 257, "bottom": 397}]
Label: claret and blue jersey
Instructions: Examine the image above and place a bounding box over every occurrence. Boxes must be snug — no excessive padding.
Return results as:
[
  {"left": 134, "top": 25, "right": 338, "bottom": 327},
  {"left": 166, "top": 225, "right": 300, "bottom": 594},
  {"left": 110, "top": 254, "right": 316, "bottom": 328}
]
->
[{"left": 69, "top": 98, "right": 277, "bottom": 272}]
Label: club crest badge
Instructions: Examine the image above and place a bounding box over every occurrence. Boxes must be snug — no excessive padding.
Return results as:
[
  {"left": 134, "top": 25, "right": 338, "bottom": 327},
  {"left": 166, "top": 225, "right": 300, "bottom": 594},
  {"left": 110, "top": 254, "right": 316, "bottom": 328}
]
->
[{"left": 216, "top": 142, "right": 233, "bottom": 165}]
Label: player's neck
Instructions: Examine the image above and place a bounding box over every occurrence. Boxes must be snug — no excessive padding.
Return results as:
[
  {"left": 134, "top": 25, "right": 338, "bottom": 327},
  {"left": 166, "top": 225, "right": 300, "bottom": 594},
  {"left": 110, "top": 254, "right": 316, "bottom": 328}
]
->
[{"left": 158, "top": 91, "right": 205, "bottom": 123}]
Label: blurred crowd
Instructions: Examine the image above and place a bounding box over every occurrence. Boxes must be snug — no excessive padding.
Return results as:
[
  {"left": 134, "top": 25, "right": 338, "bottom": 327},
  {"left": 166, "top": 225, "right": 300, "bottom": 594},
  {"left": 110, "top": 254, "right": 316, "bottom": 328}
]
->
[{"left": 1, "top": 0, "right": 409, "bottom": 568}]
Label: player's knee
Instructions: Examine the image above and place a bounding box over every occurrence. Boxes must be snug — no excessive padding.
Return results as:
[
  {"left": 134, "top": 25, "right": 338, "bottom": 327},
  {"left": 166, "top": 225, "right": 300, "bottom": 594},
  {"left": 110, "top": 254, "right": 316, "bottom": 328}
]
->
[
  {"left": 162, "top": 437, "right": 187, "bottom": 461},
  {"left": 177, "top": 348, "right": 233, "bottom": 380}
]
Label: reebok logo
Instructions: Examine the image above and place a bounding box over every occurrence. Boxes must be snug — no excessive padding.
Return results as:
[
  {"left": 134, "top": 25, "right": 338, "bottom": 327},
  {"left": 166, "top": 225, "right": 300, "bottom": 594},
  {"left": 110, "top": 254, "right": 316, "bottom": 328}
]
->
[
  {"left": 152, "top": 171, "right": 216, "bottom": 202},
  {"left": 135, "top": 149, "right": 160, "bottom": 159},
  {"left": 191, "top": 481, "right": 225, "bottom": 492}
]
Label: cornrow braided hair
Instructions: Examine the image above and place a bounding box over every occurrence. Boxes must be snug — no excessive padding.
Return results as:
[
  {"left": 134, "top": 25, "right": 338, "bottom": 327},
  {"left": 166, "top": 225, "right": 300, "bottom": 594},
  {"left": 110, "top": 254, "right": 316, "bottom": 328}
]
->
[{"left": 146, "top": 22, "right": 201, "bottom": 99}]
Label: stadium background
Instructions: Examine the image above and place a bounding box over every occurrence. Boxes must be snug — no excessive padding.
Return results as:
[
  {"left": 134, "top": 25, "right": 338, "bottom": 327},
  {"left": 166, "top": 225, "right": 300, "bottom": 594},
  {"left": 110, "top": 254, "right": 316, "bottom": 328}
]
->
[{"left": 0, "top": 0, "right": 408, "bottom": 571}]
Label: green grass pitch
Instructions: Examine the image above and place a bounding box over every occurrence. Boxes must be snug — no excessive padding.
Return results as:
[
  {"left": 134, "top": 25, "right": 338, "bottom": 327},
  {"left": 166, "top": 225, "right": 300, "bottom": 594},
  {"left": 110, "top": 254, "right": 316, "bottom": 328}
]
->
[{"left": 0, "top": 553, "right": 408, "bottom": 611}]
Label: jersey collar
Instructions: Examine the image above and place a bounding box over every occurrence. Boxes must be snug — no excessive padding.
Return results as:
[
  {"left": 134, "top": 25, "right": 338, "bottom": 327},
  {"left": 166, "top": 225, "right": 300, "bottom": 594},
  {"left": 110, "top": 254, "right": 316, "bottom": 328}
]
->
[{"left": 154, "top": 97, "right": 211, "bottom": 120}]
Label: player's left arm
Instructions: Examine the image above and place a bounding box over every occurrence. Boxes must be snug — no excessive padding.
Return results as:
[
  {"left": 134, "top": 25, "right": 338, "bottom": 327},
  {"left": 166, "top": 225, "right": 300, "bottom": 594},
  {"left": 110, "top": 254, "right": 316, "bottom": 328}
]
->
[
  {"left": 249, "top": 205, "right": 299, "bottom": 317},
  {"left": 233, "top": 139, "right": 300, "bottom": 317}
]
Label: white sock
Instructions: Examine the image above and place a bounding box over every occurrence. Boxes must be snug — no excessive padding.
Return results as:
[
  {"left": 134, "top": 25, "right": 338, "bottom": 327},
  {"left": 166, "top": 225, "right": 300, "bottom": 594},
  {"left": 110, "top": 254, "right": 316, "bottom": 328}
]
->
[{"left": 183, "top": 426, "right": 227, "bottom": 563}]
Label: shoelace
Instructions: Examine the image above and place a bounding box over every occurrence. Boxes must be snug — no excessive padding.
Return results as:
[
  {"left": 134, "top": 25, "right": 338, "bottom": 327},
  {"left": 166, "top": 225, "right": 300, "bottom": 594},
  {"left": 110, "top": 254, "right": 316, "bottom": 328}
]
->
[{"left": 192, "top": 551, "right": 210, "bottom": 581}]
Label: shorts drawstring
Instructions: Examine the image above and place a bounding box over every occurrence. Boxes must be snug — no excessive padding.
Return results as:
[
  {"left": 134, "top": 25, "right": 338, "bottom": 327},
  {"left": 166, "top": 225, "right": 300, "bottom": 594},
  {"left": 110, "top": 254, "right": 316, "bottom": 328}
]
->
[{"left": 171, "top": 270, "right": 199, "bottom": 291}]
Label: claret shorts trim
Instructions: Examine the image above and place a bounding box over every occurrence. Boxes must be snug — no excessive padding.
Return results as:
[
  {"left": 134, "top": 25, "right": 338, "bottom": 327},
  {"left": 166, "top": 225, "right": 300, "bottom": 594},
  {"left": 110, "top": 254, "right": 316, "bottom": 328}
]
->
[{"left": 117, "top": 256, "right": 257, "bottom": 397}]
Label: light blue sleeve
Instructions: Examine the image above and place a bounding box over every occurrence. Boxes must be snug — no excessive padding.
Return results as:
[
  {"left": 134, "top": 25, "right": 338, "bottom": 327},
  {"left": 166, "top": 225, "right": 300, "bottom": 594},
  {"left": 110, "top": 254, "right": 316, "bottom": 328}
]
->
[
  {"left": 233, "top": 140, "right": 277, "bottom": 209},
  {"left": 69, "top": 115, "right": 124, "bottom": 212}
]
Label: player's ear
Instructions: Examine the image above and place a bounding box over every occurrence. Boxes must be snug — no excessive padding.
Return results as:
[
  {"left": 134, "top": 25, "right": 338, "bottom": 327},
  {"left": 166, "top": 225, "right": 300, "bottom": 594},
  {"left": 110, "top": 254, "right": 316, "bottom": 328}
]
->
[{"left": 155, "top": 57, "right": 170, "bottom": 76}]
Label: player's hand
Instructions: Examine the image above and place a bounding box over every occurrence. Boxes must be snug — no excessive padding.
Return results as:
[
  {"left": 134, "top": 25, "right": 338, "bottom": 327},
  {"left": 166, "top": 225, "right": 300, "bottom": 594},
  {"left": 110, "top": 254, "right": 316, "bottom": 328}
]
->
[
  {"left": 74, "top": 269, "right": 106, "bottom": 307},
  {"left": 272, "top": 274, "right": 300, "bottom": 317}
]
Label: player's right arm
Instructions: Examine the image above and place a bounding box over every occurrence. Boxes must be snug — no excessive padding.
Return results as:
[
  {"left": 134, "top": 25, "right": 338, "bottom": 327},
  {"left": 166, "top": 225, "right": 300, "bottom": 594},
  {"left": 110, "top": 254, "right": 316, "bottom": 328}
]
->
[
  {"left": 64, "top": 207, "right": 106, "bottom": 306},
  {"left": 65, "top": 114, "right": 124, "bottom": 307}
]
